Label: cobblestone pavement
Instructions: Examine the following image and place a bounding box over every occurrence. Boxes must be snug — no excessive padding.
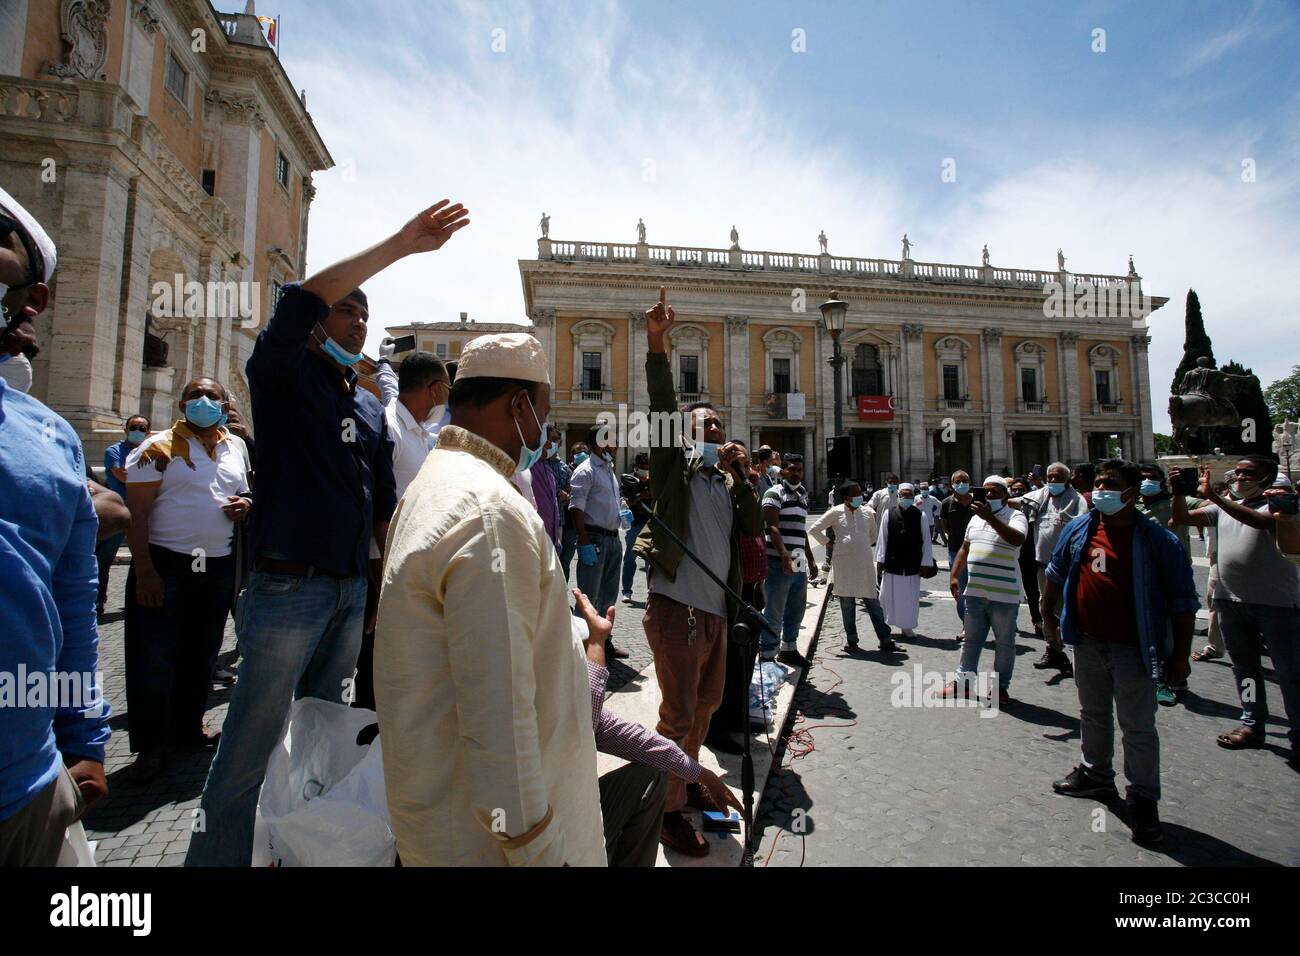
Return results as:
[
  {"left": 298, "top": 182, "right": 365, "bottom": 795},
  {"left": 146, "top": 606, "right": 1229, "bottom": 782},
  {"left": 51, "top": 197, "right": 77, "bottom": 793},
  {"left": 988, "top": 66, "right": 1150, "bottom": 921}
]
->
[
  {"left": 755, "top": 543, "right": 1300, "bottom": 867},
  {"left": 83, "top": 549, "right": 657, "bottom": 866}
]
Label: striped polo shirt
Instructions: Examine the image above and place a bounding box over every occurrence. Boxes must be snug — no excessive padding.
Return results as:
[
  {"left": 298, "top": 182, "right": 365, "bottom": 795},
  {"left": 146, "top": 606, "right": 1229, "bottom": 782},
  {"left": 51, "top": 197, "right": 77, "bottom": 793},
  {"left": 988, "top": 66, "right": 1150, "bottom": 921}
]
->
[
  {"left": 962, "top": 509, "right": 1028, "bottom": 604},
  {"left": 763, "top": 481, "right": 809, "bottom": 558}
]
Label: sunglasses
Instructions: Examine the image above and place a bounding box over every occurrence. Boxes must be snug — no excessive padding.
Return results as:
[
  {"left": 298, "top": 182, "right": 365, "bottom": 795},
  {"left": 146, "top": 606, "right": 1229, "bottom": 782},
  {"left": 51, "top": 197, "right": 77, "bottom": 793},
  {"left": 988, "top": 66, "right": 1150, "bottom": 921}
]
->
[{"left": 0, "top": 212, "right": 43, "bottom": 287}]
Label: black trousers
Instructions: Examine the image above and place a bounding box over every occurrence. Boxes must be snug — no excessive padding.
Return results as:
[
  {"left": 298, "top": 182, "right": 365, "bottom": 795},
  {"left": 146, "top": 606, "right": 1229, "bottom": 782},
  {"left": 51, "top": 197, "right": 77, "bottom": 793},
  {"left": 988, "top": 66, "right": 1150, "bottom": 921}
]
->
[
  {"left": 599, "top": 763, "right": 667, "bottom": 867},
  {"left": 124, "top": 544, "right": 233, "bottom": 753},
  {"left": 1019, "top": 549, "right": 1042, "bottom": 626}
]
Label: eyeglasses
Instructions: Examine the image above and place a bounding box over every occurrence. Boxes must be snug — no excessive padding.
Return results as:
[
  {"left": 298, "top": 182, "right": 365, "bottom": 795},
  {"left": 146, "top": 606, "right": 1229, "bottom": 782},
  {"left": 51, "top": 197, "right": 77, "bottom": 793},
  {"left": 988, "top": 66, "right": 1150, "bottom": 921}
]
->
[{"left": 0, "top": 213, "right": 43, "bottom": 287}]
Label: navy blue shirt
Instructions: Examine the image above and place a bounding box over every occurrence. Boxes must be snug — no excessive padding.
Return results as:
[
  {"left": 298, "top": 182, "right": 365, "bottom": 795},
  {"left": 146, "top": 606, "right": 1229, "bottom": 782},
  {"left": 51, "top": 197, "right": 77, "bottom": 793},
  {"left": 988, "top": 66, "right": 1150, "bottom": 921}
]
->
[{"left": 245, "top": 283, "right": 396, "bottom": 577}]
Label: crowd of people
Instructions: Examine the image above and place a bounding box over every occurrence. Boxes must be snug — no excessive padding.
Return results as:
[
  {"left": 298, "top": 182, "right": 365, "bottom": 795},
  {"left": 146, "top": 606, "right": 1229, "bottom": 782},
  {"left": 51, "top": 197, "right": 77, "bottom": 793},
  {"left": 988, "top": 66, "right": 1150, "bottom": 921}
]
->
[{"left": 3, "top": 187, "right": 1298, "bottom": 866}]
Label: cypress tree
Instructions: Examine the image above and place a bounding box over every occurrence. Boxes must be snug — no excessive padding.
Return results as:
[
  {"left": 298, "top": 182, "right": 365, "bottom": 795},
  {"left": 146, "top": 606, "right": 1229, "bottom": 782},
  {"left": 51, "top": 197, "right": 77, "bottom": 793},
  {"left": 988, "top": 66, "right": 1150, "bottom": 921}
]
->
[{"left": 1171, "top": 289, "right": 1215, "bottom": 394}]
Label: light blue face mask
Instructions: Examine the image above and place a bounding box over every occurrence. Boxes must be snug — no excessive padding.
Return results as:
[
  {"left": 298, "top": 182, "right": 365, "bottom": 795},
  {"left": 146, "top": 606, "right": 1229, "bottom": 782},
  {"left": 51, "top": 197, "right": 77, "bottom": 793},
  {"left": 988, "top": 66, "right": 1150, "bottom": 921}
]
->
[
  {"left": 898, "top": 497, "right": 915, "bottom": 509},
  {"left": 573, "top": 452, "right": 588, "bottom": 467},
  {"left": 849, "top": 495, "right": 864, "bottom": 508},
  {"left": 694, "top": 441, "right": 720, "bottom": 468},
  {"left": 954, "top": 482, "right": 971, "bottom": 495},
  {"left": 988, "top": 498, "right": 1006, "bottom": 514},
  {"left": 1140, "top": 479, "right": 1162, "bottom": 496},
  {"left": 1092, "top": 490, "right": 1127, "bottom": 515},
  {"left": 317, "top": 327, "right": 362, "bottom": 366},
  {"left": 1047, "top": 482, "right": 1067, "bottom": 496},
  {"left": 127, "top": 429, "right": 148, "bottom": 445},
  {"left": 888, "top": 483, "right": 899, "bottom": 493},
  {"left": 512, "top": 394, "right": 547, "bottom": 475},
  {"left": 183, "top": 396, "right": 223, "bottom": 429}
]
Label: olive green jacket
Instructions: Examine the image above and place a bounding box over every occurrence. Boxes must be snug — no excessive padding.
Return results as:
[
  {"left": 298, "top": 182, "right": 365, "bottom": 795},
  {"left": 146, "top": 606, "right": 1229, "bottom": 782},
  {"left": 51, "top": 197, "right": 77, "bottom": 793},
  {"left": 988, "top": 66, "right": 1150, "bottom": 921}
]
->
[{"left": 633, "top": 351, "right": 763, "bottom": 622}]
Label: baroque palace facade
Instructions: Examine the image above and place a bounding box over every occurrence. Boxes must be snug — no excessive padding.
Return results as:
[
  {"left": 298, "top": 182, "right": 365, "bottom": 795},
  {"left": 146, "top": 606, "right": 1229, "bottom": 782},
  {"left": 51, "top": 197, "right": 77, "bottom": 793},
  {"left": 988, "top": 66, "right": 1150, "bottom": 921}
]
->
[
  {"left": 0, "top": 0, "right": 330, "bottom": 460},
  {"left": 513, "top": 229, "right": 1166, "bottom": 492}
]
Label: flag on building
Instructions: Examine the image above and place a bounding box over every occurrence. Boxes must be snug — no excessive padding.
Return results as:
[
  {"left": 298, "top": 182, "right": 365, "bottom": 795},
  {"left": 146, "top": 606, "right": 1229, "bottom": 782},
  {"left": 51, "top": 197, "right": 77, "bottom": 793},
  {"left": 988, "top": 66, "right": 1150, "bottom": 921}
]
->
[{"left": 257, "top": 15, "right": 279, "bottom": 50}]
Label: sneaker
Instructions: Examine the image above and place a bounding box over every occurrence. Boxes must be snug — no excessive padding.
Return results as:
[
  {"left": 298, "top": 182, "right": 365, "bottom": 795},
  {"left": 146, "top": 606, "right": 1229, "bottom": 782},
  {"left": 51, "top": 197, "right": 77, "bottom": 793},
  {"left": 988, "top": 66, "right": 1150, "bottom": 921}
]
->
[
  {"left": 776, "top": 649, "right": 812, "bottom": 669},
  {"left": 842, "top": 638, "right": 860, "bottom": 652},
  {"left": 879, "top": 640, "right": 902, "bottom": 654},
  {"left": 1052, "top": 765, "right": 1119, "bottom": 800},
  {"left": 660, "top": 810, "right": 709, "bottom": 857},
  {"left": 1128, "top": 795, "right": 1164, "bottom": 846},
  {"left": 621, "top": 591, "right": 633, "bottom": 603},
  {"left": 1155, "top": 682, "right": 1177, "bottom": 707},
  {"left": 1034, "top": 647, "right": 1073, "bottom": 676},
  {"left": 212, "top": 666, "right": 236, "bottom": 684}
]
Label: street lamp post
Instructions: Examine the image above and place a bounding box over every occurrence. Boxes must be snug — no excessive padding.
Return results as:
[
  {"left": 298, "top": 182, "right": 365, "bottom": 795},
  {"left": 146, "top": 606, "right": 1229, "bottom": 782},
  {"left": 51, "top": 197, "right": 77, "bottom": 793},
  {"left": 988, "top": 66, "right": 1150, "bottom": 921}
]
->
[{"left": 819, "top": 291, "right": 849, "bottom": 479}]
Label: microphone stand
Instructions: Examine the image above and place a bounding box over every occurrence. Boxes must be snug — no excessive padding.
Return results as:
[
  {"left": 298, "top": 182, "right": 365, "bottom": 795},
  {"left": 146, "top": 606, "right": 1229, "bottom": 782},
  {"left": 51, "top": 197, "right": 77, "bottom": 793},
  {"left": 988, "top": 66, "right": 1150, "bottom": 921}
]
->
[{"left": 642, "top": 502, "right": 781, "bottom": 868}]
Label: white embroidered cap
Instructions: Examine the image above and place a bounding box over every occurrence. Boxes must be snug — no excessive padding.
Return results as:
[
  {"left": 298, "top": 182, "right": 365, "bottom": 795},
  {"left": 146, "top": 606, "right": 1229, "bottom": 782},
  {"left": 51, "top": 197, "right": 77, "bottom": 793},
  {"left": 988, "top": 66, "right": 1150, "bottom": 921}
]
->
[{"left": 455, "top": 332, "right": 551, "bottom": 386}]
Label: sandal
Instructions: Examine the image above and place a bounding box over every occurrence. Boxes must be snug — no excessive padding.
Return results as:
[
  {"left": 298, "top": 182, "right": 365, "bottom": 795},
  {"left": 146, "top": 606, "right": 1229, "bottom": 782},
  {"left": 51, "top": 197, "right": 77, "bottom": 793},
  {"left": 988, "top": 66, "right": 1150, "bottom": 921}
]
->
[
  {"left": 1191, "top": 646, "right": 1222, "bottom": 662},
  {"left": 1216, "top": 725, "right": 1263, "bottom": 749}
]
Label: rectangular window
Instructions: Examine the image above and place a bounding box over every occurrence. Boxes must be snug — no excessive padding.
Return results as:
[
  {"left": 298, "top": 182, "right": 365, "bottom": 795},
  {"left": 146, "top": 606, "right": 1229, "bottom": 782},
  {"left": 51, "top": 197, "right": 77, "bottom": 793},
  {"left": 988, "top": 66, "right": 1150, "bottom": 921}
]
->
[
  {"left": 772, "top": 358, "right": 791, "bottom": 394},
  {"left": 1021, "top": 367, "right": 1037, "bottom": 403},
  {"left": 165, "top": 52, "right": 188, "bottom": 104},
  {"left": 943, "top": 364, "right": 961, "bottom": 401},
  {"left": 435, "top": 343, "right": 448, "bottom": 358},
  {"left": 275, "top": 151, "right": 290, "bottom": 188},
  {"left": 201, "top": 169, "right": 216, "bottom": 196},
  {"left": 582, "top": 351, "right": 603, "bottom": 391},
  {"left": 680, "top": 354, "right": 699, "bottom": 394},
  {"left": 1095, "top": 370, "right": 1111, "bottom": 405}
]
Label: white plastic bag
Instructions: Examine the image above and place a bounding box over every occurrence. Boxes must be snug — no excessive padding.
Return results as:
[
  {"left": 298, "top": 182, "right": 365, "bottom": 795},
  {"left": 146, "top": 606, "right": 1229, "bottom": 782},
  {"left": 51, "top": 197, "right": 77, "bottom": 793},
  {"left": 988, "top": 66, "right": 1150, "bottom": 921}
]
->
[
  {"left": 56, "top": 820, "right": 97, "bottom": 867},
  {"left": 252, "top": 698, "right": 395, "bottom": 867}
]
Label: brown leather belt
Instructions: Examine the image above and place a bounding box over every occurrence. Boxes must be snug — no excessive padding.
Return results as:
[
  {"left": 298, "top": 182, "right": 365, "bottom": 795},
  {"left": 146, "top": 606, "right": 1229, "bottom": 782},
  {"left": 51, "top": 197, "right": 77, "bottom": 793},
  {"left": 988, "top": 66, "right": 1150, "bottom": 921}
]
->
[{"left": 255, "top": 557, "right": 348, "bottom": 579}]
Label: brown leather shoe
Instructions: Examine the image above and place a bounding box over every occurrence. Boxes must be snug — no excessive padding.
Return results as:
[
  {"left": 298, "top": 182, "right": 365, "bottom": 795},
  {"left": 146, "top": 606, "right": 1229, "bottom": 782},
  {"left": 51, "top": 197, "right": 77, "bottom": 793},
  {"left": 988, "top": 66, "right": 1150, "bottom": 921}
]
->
[
  {"left": 660, "top": 810, "right": 709, "bottom": 857},
  {"left": 686, "top": 782, "right": 722, "bottom": 814}
]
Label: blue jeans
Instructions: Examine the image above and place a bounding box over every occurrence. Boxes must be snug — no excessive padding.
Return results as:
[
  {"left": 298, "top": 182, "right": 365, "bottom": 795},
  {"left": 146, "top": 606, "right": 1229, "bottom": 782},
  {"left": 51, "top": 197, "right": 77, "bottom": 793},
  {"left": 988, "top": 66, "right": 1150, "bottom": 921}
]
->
[
  {"left": 184, "top": 570, "right": 367, "bottom": 867},
  {"left": 621, "top": 519, "right": 647, "bottom": 595},
  {"left": 839, "top": 596, "right": 891, "bottom": 646},
  {"left": 575, "top": 532, "right": 623, "bottom": 618},
  {"left": 947, "top": 546, "right": 968, "bottom": 626},
  {"left": 761, "top": 556, "right": 807, "bottom": 655},
  {"left": 1216, "top": 598, "right": 1300, "bottom": 748},
  {"left": 560, "top": 522, "right": 578, "bottom": 582},
  {"left": 956, "top": 596, "right": 1020, "bottom": 689}
]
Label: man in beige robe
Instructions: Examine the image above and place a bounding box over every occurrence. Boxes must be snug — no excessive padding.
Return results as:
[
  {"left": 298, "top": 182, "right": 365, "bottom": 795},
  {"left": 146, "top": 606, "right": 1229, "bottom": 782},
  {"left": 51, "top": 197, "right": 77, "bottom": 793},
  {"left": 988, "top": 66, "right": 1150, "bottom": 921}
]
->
[{"left": 375, "top": 332, "right": 608, "bottom": 866}]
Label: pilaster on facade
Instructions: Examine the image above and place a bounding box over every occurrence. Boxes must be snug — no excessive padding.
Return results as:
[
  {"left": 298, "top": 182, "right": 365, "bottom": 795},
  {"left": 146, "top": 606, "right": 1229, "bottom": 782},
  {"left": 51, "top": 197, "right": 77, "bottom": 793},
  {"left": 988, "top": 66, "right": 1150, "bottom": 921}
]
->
[
  {"left": 724, "top": 314, "right": 749, "bottom": 446},
  {"left": 982, "top": 326, "right": 1007, "bottom": 472},
  {"left": 1130, "top": 333, "right": 1154, "bottom": 461},
  {"left": 901, "top": 323, "right": 927, "bottom": 475},
  {"left": 1058, "top": 331, "right": 1083, "bottom": 461}
]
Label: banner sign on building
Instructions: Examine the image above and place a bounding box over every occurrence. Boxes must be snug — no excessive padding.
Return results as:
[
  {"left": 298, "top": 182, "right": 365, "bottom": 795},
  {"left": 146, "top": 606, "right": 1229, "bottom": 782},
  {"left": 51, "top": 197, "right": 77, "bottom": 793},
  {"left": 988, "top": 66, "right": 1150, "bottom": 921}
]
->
[{"left": 857, "top": 395, "right": 895, "bottom": 421}]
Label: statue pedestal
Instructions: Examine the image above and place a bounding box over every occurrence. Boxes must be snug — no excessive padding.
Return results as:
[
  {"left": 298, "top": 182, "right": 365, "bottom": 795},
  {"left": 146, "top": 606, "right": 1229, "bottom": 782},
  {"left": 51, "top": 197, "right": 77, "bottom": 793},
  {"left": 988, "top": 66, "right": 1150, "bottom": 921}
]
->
[{"left": 1156, "top": 452, "right": 1239, "bottom": 481}]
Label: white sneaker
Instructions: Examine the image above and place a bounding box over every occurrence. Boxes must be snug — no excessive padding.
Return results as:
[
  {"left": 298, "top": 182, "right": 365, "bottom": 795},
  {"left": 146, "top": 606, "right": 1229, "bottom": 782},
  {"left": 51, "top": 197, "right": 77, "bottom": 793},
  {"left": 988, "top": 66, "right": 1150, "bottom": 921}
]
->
[{"left": 902, "top": 628, "right": 916, "bottom": 638}]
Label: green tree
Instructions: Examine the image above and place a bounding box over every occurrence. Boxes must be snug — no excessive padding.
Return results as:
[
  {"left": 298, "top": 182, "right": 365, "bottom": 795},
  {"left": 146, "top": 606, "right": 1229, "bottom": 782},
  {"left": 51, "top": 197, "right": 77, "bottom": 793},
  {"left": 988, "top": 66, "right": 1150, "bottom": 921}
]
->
[
  {"left": 1264, "top": 365, "right": 1300, "bottom": 423},
  {"left": 1171, "top": 289, "right": 1214, "bottom": 395},
  {"left": 1153, "top": 432, "right": 1178, "bottom": 457},
  {"left": 1219, "top": 358, "right": 1273, "bottom": 456}
]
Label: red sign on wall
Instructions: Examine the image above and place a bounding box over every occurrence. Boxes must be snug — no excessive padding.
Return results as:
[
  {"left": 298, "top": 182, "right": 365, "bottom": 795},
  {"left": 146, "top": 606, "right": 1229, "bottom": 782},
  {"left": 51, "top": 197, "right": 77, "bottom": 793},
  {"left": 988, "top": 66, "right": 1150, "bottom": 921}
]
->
[{"left": 857, "top": 395, "right": 896, "bottom": 421}]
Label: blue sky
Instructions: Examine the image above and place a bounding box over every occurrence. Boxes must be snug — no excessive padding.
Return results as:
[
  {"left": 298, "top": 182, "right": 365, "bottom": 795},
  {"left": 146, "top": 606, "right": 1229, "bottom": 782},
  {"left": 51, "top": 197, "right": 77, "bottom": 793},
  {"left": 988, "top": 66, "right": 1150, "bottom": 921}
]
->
[{"left": 255, "top": 0, "right": 1300, "bottom": 430}]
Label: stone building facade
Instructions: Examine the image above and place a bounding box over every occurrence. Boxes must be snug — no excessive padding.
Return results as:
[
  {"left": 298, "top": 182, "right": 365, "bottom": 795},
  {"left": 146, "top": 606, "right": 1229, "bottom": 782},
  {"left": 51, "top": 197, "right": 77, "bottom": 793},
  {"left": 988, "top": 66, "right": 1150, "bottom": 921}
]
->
[
  {"left": 0, "top": 0, "right": 330, "bottom": 460},
  {"left": 518, "top": 230, "right": 1167, "bottom": 491}
]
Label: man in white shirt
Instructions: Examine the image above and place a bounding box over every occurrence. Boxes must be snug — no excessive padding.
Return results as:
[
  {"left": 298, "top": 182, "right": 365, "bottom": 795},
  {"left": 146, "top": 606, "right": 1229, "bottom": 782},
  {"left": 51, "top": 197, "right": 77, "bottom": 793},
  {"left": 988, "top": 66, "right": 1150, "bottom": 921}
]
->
[
  {"left": 356, "top": 349, "right": 450, "bottom": 710},
  {"left": 1025, "top": 461, "right": 1086, "bottom": 676},
  {"left": 809, "top": 481, "right": 898, "bottom": 653},
  {"left": 123, "top": 377, "right": 251, "bottom": 784}
]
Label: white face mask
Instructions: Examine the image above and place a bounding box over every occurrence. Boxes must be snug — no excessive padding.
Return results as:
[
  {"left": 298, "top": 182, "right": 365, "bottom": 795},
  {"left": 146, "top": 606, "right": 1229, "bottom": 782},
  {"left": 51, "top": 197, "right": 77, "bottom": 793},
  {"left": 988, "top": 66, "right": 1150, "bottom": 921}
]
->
[
  {"left": 425, "top": 403, "right": 447, "bottom": 427},
  {"left": 0, "top": 350, "right": 33, "bottom": 393}
]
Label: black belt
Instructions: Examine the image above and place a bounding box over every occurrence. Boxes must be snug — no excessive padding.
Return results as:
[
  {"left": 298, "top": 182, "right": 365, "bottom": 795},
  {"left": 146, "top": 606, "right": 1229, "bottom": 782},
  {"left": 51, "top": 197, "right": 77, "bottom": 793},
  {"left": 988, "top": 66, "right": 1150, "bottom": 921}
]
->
[
  {"left": 255, "top": 557, "right": 348, "bottom": 579},
  {"left": 586, "top": 526, "right": 619, "bottom": 538}
]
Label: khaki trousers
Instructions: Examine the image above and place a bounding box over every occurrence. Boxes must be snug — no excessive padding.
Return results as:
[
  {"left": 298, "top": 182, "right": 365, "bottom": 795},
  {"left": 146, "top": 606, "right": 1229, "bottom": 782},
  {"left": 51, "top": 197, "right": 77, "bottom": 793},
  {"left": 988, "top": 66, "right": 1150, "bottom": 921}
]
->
[
  {"left": 0, "top": 765, "right": 84, "bottom": 866},
  {"left": 643, "top": 594, "right": 727, "bottom": 813}
]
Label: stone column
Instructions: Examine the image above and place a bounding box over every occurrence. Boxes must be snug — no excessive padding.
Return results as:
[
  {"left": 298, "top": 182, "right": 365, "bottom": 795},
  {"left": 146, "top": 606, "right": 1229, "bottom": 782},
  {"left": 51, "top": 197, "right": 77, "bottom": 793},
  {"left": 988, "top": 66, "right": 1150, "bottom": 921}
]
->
[
  {"left": 43, "top": 159, "right": 133, "bottom": 433},
  {"left": 1131, "top": 334, "right": 1154, "bottom": 461},
  {"left": 1058, "top": 331, "right": 1083, "bottom": 461},
  {"left": 902, "top": 323, "right": 927, "bottom": 475},
  {"left": 725, "top": 314, "right": 749, "bottom": 448},
  {"left": 972, "top": 430, "right": 983, "bottom": 478},
  {"left": 803, "top": 427, "right": 816, "bottom": 493},
  {"left": 889, "top": 428, "right": 901, "bottom": 476},
  {"left": 983, "top": 327, "right": 1007, "bottom": 471},
  {"left": 111, "top": 179, "right": 157, "bottom": 420},
  {"left": 1048, "top": 430, "right": 1060, "bottom": 465}
]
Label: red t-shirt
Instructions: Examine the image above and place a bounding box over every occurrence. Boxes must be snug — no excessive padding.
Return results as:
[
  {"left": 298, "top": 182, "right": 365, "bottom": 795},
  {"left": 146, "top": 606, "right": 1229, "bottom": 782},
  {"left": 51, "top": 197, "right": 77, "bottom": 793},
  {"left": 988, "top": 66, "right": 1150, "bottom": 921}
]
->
[{"left": 1075, "top": 521, "right": 1139, "bottom": 644}]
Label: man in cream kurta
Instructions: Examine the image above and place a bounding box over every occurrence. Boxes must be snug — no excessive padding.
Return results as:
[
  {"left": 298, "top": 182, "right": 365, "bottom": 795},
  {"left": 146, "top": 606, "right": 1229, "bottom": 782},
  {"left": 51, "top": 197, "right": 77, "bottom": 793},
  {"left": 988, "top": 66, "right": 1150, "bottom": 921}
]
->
[
  {"left": 374, "top": 332, "right": 605, "bottom": 867},
  {"left": 808, "top": 481, "right": 899, "bottom": 652}
]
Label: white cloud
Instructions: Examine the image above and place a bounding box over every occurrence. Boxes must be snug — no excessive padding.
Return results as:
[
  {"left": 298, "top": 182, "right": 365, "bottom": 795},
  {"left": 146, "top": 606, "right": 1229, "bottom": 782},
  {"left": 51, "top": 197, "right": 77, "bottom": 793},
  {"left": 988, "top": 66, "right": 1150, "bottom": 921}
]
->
[{"left": 287, "top": 0, "right": 1299, "bottom": 435}]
